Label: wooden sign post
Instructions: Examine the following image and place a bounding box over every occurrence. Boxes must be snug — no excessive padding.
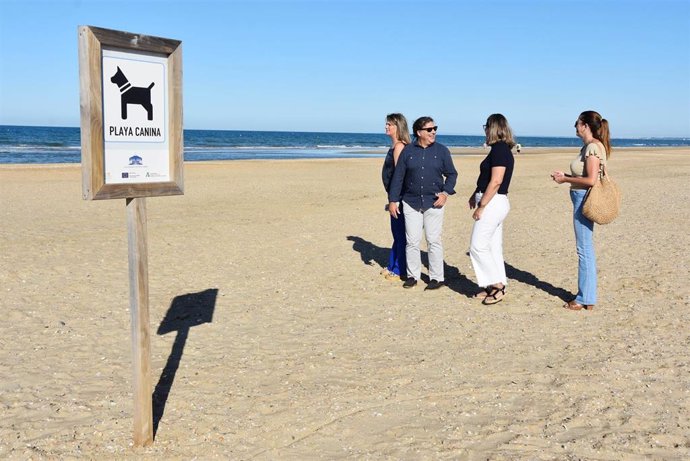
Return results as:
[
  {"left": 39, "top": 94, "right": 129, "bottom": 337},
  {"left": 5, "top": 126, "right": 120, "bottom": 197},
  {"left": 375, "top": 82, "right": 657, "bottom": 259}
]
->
[
  {"left": 126, "top": 197, "right": 153, "bottom": 445},
  {"left": 78, "top": 25, "right": 183, "bottom": 446}
]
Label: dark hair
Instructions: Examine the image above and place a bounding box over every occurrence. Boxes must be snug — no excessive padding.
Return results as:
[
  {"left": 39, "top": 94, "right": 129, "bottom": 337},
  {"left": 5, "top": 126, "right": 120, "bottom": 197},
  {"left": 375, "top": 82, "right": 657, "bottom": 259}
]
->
[
  {"left": 386, "top": 113, "right": 411, "bottom": 144},
  {"left": 484, "top": 113, "right": 515, "bottom": 148},
  {"left": 412, "top": 116, "right": 434, "bottom": 139},
  {"left": 578, "top": 110, "right": 611, "bottom": 158}
]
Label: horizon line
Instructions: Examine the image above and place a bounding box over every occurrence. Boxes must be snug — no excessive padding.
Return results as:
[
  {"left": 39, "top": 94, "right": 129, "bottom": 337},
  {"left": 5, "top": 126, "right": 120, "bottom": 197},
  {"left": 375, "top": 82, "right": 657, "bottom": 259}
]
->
[{"left": 1, "top": 123, "right": 688, "bottom": 141}]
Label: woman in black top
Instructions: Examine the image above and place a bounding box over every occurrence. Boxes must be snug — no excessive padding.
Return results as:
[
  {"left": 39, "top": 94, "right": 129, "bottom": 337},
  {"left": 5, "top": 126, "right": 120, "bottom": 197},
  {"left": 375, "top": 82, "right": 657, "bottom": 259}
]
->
[
  {"left": 468, "top": 114, "right": 516, "bottom": 305},
  {"left": 381, "top": 113, "right": 410, "bottom": 280}
]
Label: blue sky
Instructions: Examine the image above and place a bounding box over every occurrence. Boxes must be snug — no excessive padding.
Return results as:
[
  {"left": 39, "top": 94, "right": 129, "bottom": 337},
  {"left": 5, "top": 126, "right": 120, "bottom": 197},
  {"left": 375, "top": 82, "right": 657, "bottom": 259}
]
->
[{"left": 1, "top": 0, "right": 689, "bottom": 137}]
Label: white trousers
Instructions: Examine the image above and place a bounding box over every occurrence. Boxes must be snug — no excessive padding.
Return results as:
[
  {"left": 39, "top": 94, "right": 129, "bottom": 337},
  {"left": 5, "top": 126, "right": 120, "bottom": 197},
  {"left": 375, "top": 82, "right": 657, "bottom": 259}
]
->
[
  {"left": 470, "top": 194, "right": 510, "bottom": 287},
  {"left": 402, "top": 200, "right": 445, "bottom": 282}
]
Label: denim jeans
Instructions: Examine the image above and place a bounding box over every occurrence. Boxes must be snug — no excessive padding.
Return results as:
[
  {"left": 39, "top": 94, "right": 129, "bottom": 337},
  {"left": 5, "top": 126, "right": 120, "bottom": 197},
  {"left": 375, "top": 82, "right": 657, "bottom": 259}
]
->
[
  {"left": 386, "top": 211, "right": 407, "bottom": 276},
  {"left": 570, "top": 189, "right": 597, "bottom": 305}
]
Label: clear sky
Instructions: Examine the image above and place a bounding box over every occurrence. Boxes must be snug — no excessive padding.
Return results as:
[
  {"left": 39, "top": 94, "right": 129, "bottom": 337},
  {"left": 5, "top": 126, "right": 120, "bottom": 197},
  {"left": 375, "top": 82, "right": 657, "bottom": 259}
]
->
[{"left": 1, "top": 0, "right": 689, "bottom": 137}]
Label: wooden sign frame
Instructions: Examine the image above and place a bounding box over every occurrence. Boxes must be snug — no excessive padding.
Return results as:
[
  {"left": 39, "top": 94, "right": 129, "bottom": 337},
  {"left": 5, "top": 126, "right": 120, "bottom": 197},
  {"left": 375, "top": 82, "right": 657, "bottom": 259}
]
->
[{"left": 79, "top": 25, "right": 183, "bottom": 200}]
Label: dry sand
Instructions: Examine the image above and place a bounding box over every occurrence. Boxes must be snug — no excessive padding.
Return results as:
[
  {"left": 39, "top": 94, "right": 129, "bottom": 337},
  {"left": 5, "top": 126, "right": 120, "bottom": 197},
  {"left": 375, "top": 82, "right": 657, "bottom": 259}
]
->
[{"left": 1, "top": 148, "right": 689, "bottom": 460}]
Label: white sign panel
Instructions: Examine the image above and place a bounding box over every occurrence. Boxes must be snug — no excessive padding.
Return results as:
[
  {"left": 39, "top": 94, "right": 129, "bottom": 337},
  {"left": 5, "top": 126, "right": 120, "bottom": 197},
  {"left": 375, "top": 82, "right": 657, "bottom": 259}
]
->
[{"left": 102, "top": 49, "right": 169, "bottom": 184}]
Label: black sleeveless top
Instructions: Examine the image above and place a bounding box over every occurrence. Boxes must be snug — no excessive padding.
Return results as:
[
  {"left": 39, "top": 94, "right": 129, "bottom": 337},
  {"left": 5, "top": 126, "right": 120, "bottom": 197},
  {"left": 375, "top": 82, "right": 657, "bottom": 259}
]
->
[
  {"left": 474, "top": 141, "right": 514, "bottom": 194},
  {"left": 381, "top": 147, "right": 395, "bottom": 193}
]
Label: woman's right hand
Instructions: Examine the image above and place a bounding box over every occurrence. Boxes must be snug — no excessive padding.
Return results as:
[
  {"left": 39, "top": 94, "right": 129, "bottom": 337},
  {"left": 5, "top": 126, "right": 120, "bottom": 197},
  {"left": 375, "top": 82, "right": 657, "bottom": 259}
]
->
[
  {"left": 551, "top": 170, "right": 566, "bottom": 184},
  {"left": 389, "top": 202, "right": 399, "bottom": 218},
  {"left": 468, "top": 194, "right": 476, "bottom": 209}
]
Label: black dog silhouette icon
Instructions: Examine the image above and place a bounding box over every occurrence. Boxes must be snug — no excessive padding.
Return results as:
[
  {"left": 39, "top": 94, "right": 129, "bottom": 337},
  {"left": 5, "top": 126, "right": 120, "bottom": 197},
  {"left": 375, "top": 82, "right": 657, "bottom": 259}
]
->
[{"left": 110, "top": 66, "right": 155, "bottom": 121}]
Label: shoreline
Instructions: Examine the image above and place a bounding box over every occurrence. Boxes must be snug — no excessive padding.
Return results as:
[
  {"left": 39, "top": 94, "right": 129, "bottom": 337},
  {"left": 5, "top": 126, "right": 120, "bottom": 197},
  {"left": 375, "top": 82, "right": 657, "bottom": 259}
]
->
[{"left": 0, "top": 146, "right": 688, "bottom": 169}]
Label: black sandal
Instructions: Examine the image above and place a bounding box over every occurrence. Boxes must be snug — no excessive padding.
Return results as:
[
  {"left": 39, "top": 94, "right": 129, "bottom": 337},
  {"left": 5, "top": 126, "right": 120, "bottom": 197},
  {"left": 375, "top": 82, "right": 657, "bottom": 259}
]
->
[
  {"left": 473, "top": 287, "right": 490, "bottom": 299},
  {"left": 482, "top": 285, "right": 505, "bottom": 305}
]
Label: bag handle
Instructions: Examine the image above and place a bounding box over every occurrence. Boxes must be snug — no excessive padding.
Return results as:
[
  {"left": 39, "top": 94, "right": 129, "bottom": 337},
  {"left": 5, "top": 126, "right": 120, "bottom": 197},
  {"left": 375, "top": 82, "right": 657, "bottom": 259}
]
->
[
  {"left": 589, "top": 143, "right": 608, "bottom": 180},
  {"left": 594, "top": 154, "right": 611, "bottom": 181},
  {"left": 598, "top": 162, "right": 605, "bottom": 180}
]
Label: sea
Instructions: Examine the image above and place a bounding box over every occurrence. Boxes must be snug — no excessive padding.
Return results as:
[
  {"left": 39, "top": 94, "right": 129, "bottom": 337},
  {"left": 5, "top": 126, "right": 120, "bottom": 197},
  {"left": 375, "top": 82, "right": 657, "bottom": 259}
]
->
[{"left": 1, "top": 125, "right": 688, "bottom": 164}]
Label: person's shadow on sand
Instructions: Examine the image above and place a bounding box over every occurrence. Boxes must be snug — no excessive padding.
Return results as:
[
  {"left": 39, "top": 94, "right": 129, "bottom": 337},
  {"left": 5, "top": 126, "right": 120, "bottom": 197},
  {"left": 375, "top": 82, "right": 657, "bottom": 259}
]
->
[
  {"left": 346, "top": 235, "right": 478, "bottom": 296},
  {"left": 153, "top": 288, "right": 217, "bottom": 438},
  {"left": 504, "top": 262, "right": 573, "bottom": 301},
  {"left": 346, "top": 235, "right": 389, "bottom": 268},
  {"left": 443, "top": 261, "right": 482, "bottom": 298},
  {"left": 346, "top": 236, "right": 571, "bottom": 301}
]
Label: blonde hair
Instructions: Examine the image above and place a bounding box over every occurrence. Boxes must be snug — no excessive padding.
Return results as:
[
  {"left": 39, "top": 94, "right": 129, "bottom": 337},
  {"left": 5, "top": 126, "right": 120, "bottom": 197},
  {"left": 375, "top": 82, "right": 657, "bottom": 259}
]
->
[
  {"left": 386, "top": 113, "right": 411, "bottom": 144},
  {"left": 484, "top": 113, "right": 515, "bottom": 148}
]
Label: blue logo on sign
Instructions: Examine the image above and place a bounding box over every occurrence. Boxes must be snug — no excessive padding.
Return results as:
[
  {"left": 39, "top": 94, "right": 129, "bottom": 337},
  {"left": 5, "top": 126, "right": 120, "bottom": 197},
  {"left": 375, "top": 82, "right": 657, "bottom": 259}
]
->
[
  {"left": 122, "top": 172, "right": 129, "bottom": 178},
  {"left": 129, "top": 155, "right": 143, "bottom": 165}
]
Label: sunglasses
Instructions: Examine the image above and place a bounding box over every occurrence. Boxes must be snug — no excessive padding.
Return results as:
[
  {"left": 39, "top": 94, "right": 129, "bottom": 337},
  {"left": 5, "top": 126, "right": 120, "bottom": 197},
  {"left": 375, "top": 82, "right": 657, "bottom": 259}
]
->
[{"left": 420, "top": 126, "right": 438, "bottom": 133}]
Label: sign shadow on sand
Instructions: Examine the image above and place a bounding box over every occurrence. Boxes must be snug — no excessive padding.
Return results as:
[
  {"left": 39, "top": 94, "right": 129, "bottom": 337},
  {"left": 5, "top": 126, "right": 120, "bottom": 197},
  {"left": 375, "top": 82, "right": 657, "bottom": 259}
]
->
[{"left": 153, "top": 288, "right": 218, "bottom": 437}]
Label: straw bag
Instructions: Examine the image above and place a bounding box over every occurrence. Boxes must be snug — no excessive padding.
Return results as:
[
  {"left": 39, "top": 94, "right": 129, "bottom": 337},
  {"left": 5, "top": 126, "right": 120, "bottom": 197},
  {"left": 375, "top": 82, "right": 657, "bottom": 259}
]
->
[{"left": 582, "top": 165, "right": 621, "bottom": 224}]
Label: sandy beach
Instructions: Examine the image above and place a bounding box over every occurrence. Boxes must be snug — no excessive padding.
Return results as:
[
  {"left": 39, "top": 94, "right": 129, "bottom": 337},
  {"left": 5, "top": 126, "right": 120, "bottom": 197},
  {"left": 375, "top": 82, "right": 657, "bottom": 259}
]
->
[{"left": 1, "top": 148, "right": 689, "bottom": 460}]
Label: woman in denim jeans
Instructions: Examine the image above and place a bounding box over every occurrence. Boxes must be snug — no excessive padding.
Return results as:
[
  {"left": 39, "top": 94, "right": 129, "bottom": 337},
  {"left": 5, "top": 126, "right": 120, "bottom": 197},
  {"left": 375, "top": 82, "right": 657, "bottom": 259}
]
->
[{"left": 551, "top": 111, "right": 611, "bottom": 311}]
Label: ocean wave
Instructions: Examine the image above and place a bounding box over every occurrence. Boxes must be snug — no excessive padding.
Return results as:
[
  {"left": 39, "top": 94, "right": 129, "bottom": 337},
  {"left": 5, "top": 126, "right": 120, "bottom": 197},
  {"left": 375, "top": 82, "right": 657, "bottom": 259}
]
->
[
  {"left": 186, "top": 145, "right": 388, "bottom": 151},
  {"left": 2, "top": 125, "right": 689, "bottom": 164},
  {"left": 2, "top": 144, "right": 81, "bottom": 150},
  {"left": 186, "top": 145, "right": 310, "bottom": 150}
]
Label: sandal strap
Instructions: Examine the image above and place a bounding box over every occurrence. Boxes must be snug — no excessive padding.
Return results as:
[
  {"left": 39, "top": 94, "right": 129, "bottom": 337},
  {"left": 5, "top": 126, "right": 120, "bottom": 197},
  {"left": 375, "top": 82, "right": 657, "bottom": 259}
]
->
[
  {"left": 485, "top": 286, "right": 505, "bottom": 299},
  {"left": 482, "top": 285, "right": 505, "bottom": 305}
]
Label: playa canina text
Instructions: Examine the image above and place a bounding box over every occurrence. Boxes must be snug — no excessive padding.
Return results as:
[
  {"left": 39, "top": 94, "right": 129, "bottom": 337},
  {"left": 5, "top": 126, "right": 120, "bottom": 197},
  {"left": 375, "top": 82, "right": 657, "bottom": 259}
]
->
[{"left": 109, "top": 126, "right": 162, "bottom": 137}]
